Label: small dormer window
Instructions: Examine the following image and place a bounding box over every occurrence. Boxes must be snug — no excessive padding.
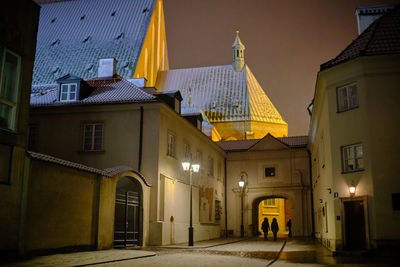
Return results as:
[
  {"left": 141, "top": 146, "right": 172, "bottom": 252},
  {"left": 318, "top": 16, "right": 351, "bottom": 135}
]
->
[{"left": 60, "top": 83, "right": 77, "bottom": 101}]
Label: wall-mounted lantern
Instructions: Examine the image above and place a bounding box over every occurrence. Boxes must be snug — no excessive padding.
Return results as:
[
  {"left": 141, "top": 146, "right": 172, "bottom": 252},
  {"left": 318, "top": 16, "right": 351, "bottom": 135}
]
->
[{"left": 349, "top": 183, "right": 356, "bottom": 197}]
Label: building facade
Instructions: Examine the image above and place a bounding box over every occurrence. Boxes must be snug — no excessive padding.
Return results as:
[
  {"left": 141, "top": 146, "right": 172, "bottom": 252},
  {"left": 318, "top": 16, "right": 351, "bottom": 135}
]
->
[
  {"left": 308, "top": 7, "right": 400, "bottom": 251},
  {"left": 30, "top": 65, "right": 226, "bottom": 246},
  {"left": 218, "top": 135, "right": 313, "bottom": 238},
  {"left": 0, "top": 0, "right": 40, "bottom": 257}
]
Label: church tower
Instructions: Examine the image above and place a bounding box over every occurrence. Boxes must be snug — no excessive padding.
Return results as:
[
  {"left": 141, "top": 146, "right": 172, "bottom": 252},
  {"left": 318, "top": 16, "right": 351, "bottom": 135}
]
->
[{"left": 232, "top": 31, "right": 245, "bottom": 72}]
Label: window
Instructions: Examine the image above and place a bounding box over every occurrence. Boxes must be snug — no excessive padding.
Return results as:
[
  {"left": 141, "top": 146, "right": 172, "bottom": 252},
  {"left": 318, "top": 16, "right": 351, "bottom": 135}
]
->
[
  {"left": 342, "top": 144, "right": 364, "bottom": 172},
  {"left": 167, "top": 132, "right": 175, "bottom": 157},
  {"left": 263, "top": 199, "right": 277, "bottom": 207},
  {"left": 337, "top": 84, "right": 358, "bottom": 112},
  {"left": 195, "top": 150, "right": 203, "bottom": 164},
  {"left": 184, "top": 142, "right": 191, "bottom": 160},
  {"left": 0, "top": 47, "right": 21, "bottom": 131},
  {"left": 208, "top": 156, "right": 214, "bottom": 177},
  {"left": 265, "top": 167, "right": 276, "bottom": 177},
  {"left": 60, "top": 83, "right": 77, "bottom": 101},
  {"left": 84, "top": 123, "right": 104, "bottom": 151}
]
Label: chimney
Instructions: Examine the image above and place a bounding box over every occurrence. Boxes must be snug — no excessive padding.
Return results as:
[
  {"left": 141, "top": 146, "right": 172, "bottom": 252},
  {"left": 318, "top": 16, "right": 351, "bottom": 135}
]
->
[
  {"left": 355, "top": 5, "right": 394, "bottom": 34},
  {"left": 98, "top": 58, "right": 117, "bottom": 78}
]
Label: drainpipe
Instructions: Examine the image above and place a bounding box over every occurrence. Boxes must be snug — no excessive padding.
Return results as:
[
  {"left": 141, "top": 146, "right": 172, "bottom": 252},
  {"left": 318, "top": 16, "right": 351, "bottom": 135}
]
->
[
  {"left": 138, "top": 106, "right": 144, "bottom": 172},
  {"left": 224, "top": 157, "right": 228, "bottom": 237},
  {"left": 307, "top": 149, "right": 315, "bottom": 237},
  {"left": 18, "top": 154, "right": 31, "bottom": 256}
]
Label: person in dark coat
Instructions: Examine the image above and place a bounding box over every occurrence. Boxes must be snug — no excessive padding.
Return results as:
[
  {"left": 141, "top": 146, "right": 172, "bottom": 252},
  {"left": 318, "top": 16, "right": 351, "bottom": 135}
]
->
[
  {"left": 271, "top": 218, "right": 279, "bottom": 241},
  {"left": 261, "top": 218, "right": 270, "bottom": 240},
  {"left": 287, "top": 219, "right": 292, "bottom": 238}
]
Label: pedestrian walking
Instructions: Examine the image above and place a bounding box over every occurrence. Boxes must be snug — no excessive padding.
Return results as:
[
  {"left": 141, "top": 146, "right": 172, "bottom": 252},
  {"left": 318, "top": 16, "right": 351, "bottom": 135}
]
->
[
  {"left": 261, "top": 217, "right": 269, "bottom": 240},
  {"left": 271, "top": 218, "right": 279, "bottom": 241},
  {"left": 287, "top": 219, "right": 292, "bottom": 238}
]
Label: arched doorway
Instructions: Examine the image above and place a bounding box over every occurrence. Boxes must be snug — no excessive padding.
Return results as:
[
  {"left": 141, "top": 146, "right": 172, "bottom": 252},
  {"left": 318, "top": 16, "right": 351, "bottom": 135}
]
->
[
  {"left": 114, "top": 177, "right": 142, "bottom": 247},
  {"left": 252, "top": 196, "right": 291, "bottom": 238}
]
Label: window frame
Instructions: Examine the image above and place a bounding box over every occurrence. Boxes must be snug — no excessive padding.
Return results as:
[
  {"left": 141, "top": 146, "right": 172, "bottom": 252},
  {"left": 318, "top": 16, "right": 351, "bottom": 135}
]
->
[
  {"left": 207, "top": 156, "right": 214, "bottom": 177},
  {"left": 0, "top": 48, "right": 22, "bottom": 132},
  {"left": 263, "top": 198, "right": 277, "bottom": 207},
  {"left": 167, "top": 131, "right": 176, "bottom": 158},
  {"left": 341, "top": 143, "right": 364, "bottom": 173},
  {"left": 83, "top": 123, "right": 104, "bottom": 152},
  {"left": 337, "top": 83, "right": 359, "bottom": 112},
  {"left": 60, "top": 83, "right": 78, "bottom": 102}
]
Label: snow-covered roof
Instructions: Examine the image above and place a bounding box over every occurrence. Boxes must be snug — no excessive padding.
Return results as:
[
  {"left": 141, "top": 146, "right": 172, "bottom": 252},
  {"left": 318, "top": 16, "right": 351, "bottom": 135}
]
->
[{"left": 156, "top": 64, "right": 287, "bottom": 125}]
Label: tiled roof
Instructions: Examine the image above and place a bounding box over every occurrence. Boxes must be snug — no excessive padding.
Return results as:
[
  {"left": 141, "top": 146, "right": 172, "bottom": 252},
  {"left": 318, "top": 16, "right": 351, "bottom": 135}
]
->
[
  {"left": 28, "top": 151, "right": 151, "bottom": 186},
  {"left": 321, "top": 5, "right": 400, "bottom": 70},
  {"left": 30, "top": 77, "right": 157, "bottom": 107},
  {"left": 156, "top": 65, "right": 287, "bottom": 125},
  {"left": 217, "top": 135, "right": 308, "bottom": 151},
  {"left": 33, "top": 0, "right": 156, "bottom": 85}
]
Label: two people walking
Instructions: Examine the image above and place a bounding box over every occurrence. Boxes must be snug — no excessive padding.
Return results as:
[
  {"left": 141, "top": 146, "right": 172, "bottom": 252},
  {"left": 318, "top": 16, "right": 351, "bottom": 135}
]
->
[
  {"left": 261, "top": 217, "right": 279, "bottom": 241},
  {"left": 261, "top": 218, "right": 292, "bottom": 241}
]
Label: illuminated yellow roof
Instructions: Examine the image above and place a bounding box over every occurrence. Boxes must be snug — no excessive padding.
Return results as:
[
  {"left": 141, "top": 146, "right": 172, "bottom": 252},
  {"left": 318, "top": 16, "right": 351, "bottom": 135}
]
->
[{"left": 156, "top": 64, "right": 287, "bottom": 125}]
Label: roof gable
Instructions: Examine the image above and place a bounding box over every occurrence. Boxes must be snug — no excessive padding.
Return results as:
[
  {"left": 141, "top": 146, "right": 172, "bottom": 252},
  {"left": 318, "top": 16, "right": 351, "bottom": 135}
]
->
[
  {"left": 248, "top": 134, "right": 288, "bottom": 151},
  {"left": 321, "top": 5, "right": 400, "bottom": 70},
  {"left": 33, "top": 0, "right": 156, "bottom": 85}
]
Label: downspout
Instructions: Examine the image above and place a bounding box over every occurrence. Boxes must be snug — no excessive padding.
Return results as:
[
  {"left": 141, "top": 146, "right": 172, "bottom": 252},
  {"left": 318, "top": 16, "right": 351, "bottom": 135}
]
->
[
  {"left": 138, "top": 106, "right": 144, "bottom": 172},
  {"left": 224, "top": 157, "right": 228, "bottom": 237},
  {"left": 307, "top": 149, "right": 315, "bottom": 237},
  {"left": 18, "top": 154, "right": 31, "bottom": 256}
]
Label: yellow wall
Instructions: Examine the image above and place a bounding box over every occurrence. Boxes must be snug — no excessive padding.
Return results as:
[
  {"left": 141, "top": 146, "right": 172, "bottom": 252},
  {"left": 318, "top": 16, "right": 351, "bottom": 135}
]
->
[
  {"left": 213, "top": 120, "right": 288, "bottom": 141},
  {"left": 133, "top": 0, "right": 169, "bottom": 87},
  {"left": 258, "top": 198, "right": 286, "bottom": 234}
]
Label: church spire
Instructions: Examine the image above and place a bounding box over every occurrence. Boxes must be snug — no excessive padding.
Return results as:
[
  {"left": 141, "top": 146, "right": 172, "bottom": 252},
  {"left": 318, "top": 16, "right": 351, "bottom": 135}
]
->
[{"left": 232, "top": 30, "right": 245, "bottom": 72}]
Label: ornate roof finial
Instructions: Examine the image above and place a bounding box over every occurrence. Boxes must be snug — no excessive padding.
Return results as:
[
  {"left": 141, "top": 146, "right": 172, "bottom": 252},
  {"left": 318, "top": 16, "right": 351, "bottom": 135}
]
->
[{"left": 232, "top": 30, "right": 245, "bottom": 72}]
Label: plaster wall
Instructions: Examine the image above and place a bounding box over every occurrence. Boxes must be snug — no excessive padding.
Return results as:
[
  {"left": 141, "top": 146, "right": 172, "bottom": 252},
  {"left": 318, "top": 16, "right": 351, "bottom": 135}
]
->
[
  {"left": 150, "top": 106, "right": 226, "bottom": 245},
  {"left": 309, "top": 55, "right": 400, "bottom": 251}
]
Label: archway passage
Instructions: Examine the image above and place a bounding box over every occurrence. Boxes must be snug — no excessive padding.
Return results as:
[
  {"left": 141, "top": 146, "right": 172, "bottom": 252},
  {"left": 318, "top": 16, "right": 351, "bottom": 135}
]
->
[
  {"left": 254, "top": 197, "right": 291, "bottom": 238},
  {"left": 114, "top": 177, "right": 142, "bottom": 247}
]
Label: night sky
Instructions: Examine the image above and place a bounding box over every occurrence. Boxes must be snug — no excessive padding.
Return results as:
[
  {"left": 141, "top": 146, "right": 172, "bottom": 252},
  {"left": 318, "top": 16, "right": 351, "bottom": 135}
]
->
[{"left": 164, "top": 0, "right": 400, "bottom": 136}]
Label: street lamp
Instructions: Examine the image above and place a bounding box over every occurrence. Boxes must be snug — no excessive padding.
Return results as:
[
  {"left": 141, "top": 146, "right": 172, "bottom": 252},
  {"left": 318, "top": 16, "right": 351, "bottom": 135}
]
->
[
  {"left": 182, "top": 161, "right": 200, "bottom": 246},
  {"left": 238, "top": 176, "right": 245, "bottom": 237},
  {"left": 349, "top": 182, "right": 356, "bottom": 197}
]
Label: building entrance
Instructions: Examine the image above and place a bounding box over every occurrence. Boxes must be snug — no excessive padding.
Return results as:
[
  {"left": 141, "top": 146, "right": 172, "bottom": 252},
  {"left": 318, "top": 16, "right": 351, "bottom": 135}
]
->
[
  {"left": 114, "top": 177, "right": 142, "bottom": 247},
  {"left": 344, "top": 200, "right": 366, "bottom": 250},
  {"left": 254, "top": 197, "right": 291, "bottom": 238}
]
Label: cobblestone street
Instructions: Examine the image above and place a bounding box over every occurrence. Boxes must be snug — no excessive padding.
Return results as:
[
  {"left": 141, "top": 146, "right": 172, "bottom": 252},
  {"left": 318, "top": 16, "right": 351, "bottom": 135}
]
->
[{"left": 3, "top": 237, "right": 397, "bottom": 266}]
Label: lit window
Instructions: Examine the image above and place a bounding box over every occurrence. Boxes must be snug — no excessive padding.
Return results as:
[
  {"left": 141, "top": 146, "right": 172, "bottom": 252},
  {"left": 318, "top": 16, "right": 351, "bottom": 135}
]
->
[
  {"left": 84, "top": 123, "right": 104, "bottom": 151},
  {"left": 60, "top": 83, "right": 77, "bottom": 101},
  {"left": 0, "top": 47, "right": 21, "bottom": 131},
  {"left": 265, "top": 167, "right": 276, "bottom": 177},
  {"left": 263, "top": 199, "right": 277, "bottom": 207},
  {"left": 337, "top": 84, "right": 358, "bottom": 112},
  {"left": 167, "top": 132, "right": 175, "bottom": 157},
  {"left": 342, "top": 144, "right": 364, "bottom": 172}
]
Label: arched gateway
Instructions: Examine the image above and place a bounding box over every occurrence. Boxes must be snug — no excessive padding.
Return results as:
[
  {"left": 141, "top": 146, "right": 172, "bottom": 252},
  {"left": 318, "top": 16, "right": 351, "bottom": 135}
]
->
[
  {"left": 114, "top": 177, "right": 143, "bottom": 247},
  {"left": 252, "top": 196, "right": 291, "bottom": 237}
]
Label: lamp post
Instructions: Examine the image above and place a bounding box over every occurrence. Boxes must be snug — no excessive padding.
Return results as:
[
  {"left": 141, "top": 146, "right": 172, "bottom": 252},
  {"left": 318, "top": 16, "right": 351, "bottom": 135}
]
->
[
  {"left": 182, "top": 161, "right": 200, "bottom": 246},
  {"left": 238, "top": 177, "right": 245, "bottom": 237}
]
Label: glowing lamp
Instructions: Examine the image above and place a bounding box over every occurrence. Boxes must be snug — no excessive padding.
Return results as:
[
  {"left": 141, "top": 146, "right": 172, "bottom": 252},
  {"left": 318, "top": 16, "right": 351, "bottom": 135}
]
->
[
  {"left": 238, "top": 180, "right": 245, "bottom": 188},
  {"left": 182, "top": 162, "right": 190, "bottom": 171},
  {"left": 349, "top": 184, "right": 356, "bottom": 196},
  {"left": 192, "top": 164, "right": 200, "bottom": 173}
]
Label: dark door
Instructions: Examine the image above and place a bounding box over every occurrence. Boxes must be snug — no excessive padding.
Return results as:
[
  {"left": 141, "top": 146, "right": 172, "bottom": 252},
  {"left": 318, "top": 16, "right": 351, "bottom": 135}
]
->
[
  {"left": 344, "top": 200, "right": 366, "bottom": 250},
  {"left": 114, "top": 178, "right": 141, "bottom": 247}
]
